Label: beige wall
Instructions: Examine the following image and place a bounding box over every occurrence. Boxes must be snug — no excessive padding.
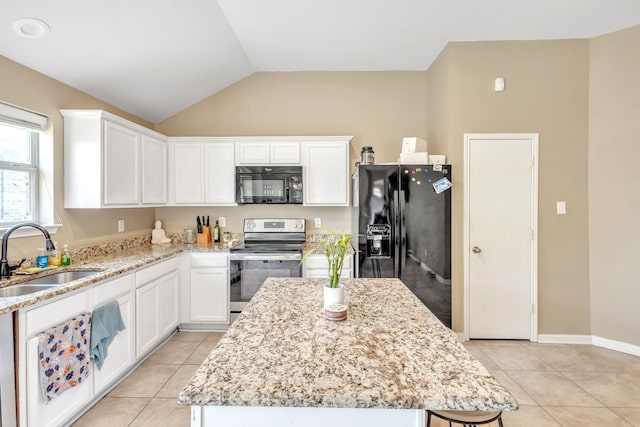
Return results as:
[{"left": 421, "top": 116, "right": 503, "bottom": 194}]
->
[
  {"left": 427, "top": 40, "right": 592, "bottom": 334},
  {"left": 5, "top": 27, "right": 638, "bottom": 346},
  {"left": 156, "top": 71, "right": 429, "bottom": 235},
  {"left": 0, "top": 55, "right": 156, "bottom": 259},
  {"left": 588, "top": 26, "right": 640, "bottom": 346}
]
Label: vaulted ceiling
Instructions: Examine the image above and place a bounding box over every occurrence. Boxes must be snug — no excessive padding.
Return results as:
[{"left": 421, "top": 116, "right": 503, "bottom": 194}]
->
[{"left": 1, "top": 0, "right": 639, "bottom": 122}]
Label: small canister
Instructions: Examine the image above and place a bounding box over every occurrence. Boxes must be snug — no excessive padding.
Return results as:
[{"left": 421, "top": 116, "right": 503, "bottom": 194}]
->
[
  {"left": 183, "top": 228, "right": 196, "bottom": 244},
  {"left": 360, "top": 146, "right": 375, "bottom": 164}
]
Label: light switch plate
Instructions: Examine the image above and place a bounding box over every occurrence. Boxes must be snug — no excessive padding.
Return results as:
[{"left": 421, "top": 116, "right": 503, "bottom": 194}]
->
[
  {"left": 118, "top": 219, "right": 125, "bottom": 232},
  {"left": 219, "top": 217, "right": 226, "bottom": 227},
  {"left": 556, "top": 201, "right": 566, "bottom": 215},
  {"left": 314, "top": 217, "right": 321, "bottom": 228}
]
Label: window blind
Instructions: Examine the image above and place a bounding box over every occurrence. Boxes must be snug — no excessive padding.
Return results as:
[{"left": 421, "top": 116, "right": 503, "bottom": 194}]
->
[{"left": 0, "top": 101, "right": 48, "bottom": 130}]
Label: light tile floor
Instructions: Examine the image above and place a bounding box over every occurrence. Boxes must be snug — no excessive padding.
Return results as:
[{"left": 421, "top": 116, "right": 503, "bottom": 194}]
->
[{"left": 73, "top": 335, "right": 640, "bottom": 426}]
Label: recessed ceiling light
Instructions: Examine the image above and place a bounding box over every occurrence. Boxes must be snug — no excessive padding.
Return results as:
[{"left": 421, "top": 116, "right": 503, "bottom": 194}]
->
[{"left": 13, "top": 18, "right": 50, "bottom": 39}]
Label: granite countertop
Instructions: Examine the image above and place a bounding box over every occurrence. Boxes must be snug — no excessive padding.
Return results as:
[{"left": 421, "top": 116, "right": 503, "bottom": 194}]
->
[
  {"left": 0, "top": 234, "right": 350, "bottom": 316},
  {"left": 0, "top": 241, "right": 233, "bottom": 316},
  {"left": 178, "top": 277, "right": 518, "bottom": 412}
]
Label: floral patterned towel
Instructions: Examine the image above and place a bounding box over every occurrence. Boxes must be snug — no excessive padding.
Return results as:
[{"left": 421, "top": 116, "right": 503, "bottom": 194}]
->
[{"left": 38, "top": 312, "right": 91, "bottom": 401}]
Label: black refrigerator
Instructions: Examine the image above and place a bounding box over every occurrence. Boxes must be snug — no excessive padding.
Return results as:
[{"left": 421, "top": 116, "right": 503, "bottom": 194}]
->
[{"left": 352, "top": 164, "right": 452, "bottom": 327}]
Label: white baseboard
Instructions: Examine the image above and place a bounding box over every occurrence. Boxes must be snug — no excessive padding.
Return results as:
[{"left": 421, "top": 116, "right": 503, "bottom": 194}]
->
[
  {"left": 592, "top": 335, "right": 640, "bottom": 357},
  {"left": 537, "top": 334, "right": 640, "bottom": 357},
  {"left": 537, "top": 334, "right": 592, "bottom": 345}
]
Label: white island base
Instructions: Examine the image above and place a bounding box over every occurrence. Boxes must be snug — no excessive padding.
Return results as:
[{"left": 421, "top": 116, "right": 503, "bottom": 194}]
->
[{"left": 191, "top": 405, "right": 425, "bottom": 427}]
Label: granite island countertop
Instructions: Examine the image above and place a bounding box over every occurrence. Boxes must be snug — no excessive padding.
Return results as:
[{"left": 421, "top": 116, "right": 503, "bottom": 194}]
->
[{"left": 178, "top": 277, "right": 518, "bottom": 412}]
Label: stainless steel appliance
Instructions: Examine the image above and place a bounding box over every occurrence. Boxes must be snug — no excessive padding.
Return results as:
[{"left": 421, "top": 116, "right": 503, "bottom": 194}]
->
[
  {"left": 352, "top": 164, "right": 452, "bottom": 327},
  {"left": 229, "top": 218, "right": 305, "bottom": 313},
  {"left": 235, "top": 166, "right": 303, "bottom": 204}
]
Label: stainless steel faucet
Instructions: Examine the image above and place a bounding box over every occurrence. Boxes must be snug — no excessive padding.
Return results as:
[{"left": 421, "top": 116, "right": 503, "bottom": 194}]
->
[{"left": 0, "top": 222, "right": 56, "bottom": 280}]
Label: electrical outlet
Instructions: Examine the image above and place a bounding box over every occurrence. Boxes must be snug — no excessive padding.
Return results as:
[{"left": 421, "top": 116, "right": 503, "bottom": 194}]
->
[
  {"left": 219, "top": 217, "right": 226, "bottom": 227},
  {"left": 556, "top": 201, "right": 566, "bottom": 215},
  {"left": 117, "top": 219, "right": 125, "bottom": 232},
  {"left": 314, "top": 217, "right": 321, "bottom": 229}
]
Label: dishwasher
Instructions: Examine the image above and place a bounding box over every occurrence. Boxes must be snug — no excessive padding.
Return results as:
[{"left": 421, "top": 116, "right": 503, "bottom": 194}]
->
[{"left": 0, "top": 313, "right": 16, "bottom": 426}]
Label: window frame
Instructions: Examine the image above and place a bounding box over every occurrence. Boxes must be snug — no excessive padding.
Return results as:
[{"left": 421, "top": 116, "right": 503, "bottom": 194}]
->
[
  {"left": 0, "top": 101, "right": 60, "bottom": 238},
  {"left": 0, "top": 123, "right": 40, "bottom": 227}
]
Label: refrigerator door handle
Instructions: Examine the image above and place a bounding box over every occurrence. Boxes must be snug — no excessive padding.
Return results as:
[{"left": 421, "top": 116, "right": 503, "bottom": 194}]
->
[
  {"left": 399, "top": 190, "right": 407, "bottom": 276},
  {"left": 393, "top": 190, "right": 400, "bottom": 277}
]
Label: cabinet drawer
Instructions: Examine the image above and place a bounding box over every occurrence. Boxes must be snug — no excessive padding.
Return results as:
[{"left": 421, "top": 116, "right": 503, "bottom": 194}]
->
[
  {"left": 25, "top": 289, "right": 92, "bottom": 337},
  {"left": 304, "top": 254, "right": 352, "bottom": 270},
  {"left": 94, "top": 273, "right": 134, "bottom": 305},
  {"left": 136, "top": 257, "right": 178, "bottom": 287},
  {"left": 190, "top": 253, "right": 228, "bottom": 268}
]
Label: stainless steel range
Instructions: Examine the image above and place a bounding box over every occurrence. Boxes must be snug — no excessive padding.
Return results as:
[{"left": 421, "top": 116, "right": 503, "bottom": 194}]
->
[{"left": 229, "top": 218, "right": 306, "bottom": 313}]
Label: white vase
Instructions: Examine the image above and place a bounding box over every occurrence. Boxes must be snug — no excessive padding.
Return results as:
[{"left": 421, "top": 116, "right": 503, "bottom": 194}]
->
[{"left": 324, "top": 283, "right": 345, "bottom": 308}]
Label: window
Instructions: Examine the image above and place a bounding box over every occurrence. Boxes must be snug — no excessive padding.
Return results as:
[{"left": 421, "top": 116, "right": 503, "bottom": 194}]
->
[
  {"left": 0, "top": 101, "right": 54, "bottom": 235},
  {"left": 0, "top": 122, "right": 38, "bottom": 225}
]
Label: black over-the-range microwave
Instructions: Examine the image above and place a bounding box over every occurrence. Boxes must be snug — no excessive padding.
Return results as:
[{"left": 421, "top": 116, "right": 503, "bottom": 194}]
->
[{"left": 235, "top": 166, "right": 303, "bottom": 204}]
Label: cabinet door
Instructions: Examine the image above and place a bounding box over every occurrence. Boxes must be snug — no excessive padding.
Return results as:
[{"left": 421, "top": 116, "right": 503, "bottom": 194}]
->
[
  {"left": 158, "top": 271, "right": 179, "bottom": 336},
  {"left": 136, "top": 282, "right": 159, "bottom": 358},
  {"left": 93, "top": 275, "right": 135, "bottom": 395},
  {"left": 190, "top": 267, "right": 229, "bottom": 323},
  {"left": 172, "top": 142, "right": 205, "bottom": 204},
  {"left": 303, "top": 254, "right": 353, "bottom": 279},
  {"left": 270, "top": 142, "right": 300, "bottom": 164},
  {"left": 26, "top": 336, "right": 93, "bottom": 427},
  {"left": 205, "top": 143, "right": 236, "bottom": 204},
  {"left": 237, "top": 142, "right": 270, "bottom": 164},
  {"left": 304, "top": 142, "right": 349, "bottom": 206},
  {"left": 103, "top": 120, "right": 141, "bottom": 205},
  {"left": 141, "top": 134, "right": 167, "bottom": 205}
]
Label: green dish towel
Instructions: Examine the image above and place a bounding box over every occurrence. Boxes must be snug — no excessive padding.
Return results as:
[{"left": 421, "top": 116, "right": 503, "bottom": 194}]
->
[{"left": 90, "top": 300, "right": 125, "bottom": 369}]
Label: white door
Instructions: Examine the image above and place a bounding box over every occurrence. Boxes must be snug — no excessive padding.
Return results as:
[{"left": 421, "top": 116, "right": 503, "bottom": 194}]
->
[{"left": 464, "top": 133, "right": 538, "bottom": 340}]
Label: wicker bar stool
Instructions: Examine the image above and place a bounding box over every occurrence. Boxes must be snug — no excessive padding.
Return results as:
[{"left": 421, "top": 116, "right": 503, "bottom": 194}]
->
[{"left": 427, "top": 410, "right": 504, "bottom": 427}]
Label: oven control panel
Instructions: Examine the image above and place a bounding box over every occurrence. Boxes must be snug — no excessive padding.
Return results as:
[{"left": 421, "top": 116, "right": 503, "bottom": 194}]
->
[{"left": 243, "top": 218, "right": 306, "bottom": 233}]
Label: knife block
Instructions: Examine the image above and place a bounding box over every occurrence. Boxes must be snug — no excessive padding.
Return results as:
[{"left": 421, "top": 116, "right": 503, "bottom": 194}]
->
[
  {"left": 199, "top": 225, "right": 212, "bottom": 244},
  {"left": 197, "top": 232, "right": 209, "bottom": 245},
  {"left": 204, "top": 225, "right": 212, "bottom": 242}
]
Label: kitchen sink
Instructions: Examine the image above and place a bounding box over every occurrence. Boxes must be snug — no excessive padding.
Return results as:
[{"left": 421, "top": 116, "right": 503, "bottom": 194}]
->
[
  {"left": 21, "top": 270, "right": 103, "bottom": 285},
  {"left": 0, "top": 284, "right": 59, "bottom": 298}
]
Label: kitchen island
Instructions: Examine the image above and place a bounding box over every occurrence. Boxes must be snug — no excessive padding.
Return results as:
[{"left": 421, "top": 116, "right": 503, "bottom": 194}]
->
[{"left": 178, "top": 278, "right": 518, "bottom": 427}]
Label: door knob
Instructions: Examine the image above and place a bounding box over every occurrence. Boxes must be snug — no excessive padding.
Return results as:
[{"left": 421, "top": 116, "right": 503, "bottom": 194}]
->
[{"left": 472, "top": 246, "right": 481, "bottom": 253}]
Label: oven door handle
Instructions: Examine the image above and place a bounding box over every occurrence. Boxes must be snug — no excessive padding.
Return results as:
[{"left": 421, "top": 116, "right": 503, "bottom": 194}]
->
[{"left": 229, "top": 253, "right": 302, "bottom": 261}]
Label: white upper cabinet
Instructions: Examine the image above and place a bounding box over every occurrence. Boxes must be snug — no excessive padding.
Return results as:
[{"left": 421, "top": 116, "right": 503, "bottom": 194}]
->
[
  {"left": 205, "top": 143, "right": 236, "bottom": 204},
  {"left": 141, "top": 134, "right": 168, "bottom": 205},
  {"left": 61, "top": 110, "right": 167, "bottom": 208},
  {"left": 168, "top": 138, "right": 236, "bottom": 206},
  {"left": 236, "top": 140, "right": 300, "bottom": 165},
  {"left": 303, "top": 138, "right": 351, "bottom": 206}
]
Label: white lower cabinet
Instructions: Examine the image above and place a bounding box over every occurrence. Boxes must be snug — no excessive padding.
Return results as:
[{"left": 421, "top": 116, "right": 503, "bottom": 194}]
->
[
  {"left": 303, "top": 254, "right": 354, "bottom": 279},
  {"left": 92, "top": 274, "right": 135, "bottom": 395},
  {"left": 135, "top": 257, "right": 179, "bottom": 358},
  {"left": 17, "top": 257, "right": 181, "bottom": 426},
  {"left": 188, "top": 253, "right": 229, "bottom": 324},
  {"left": 20, "top": 289, "right": 94, "bottom": 427}
]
